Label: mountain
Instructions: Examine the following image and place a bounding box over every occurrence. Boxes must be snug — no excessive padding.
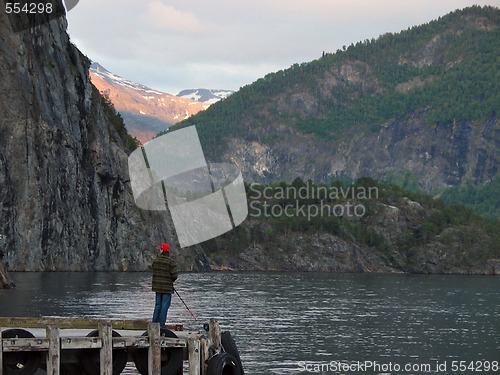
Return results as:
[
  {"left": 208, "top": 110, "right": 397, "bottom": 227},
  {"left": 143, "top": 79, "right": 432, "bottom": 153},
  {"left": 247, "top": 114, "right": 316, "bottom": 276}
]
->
[
  {"left": 176, "top": 6, "right": 500, "bottom": 195},
  {"left": 173, "top": 5, "right": 499, "bottom": 273},
  {"left": 177, "top": 88, "right": 234, "bottom": 104},
  {"left": 1, "top": 4, "right": 498, "bottom": 278},
  {"left": 89, "top": 63, "right": 209, "bottom": 143},
  {"left": 0, "top": 3, "right": 209, "bottom": 273}
]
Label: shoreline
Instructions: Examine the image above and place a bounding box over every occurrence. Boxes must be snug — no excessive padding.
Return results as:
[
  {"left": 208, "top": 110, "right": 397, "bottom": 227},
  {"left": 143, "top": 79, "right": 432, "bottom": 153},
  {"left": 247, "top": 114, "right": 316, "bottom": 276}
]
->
[{"left": 3, "top": 269, "right": 498, "bottom": 276}]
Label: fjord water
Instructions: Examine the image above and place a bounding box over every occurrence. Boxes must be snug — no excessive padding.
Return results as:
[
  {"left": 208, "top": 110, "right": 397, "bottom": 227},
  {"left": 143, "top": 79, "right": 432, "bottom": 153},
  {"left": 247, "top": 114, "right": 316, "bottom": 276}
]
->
[{"left": 0, "top": 272, "right": 498, "bottom": 374}]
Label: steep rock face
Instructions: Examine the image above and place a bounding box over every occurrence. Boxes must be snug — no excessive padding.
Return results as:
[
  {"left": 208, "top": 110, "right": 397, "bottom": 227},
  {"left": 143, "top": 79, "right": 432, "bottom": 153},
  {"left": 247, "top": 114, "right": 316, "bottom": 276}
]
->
[
  {"left": 226, "top": 112, "right": 499, "bottom": 191},
  {"left": 340, "top": 116, "right": 499, "bottom": 190},
  {"left": 0, "top": 7, "right": 209, "bottom": 271}
]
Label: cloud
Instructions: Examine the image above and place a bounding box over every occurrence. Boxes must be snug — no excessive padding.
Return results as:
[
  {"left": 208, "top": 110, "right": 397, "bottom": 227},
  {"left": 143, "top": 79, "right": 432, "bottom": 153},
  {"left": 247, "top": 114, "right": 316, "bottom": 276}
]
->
[
  {"left": 142, "top": 1, "right": 202, "bottom": 33},
  {"left": 67, "top": 0, "right": 500, "bottom": 94}
]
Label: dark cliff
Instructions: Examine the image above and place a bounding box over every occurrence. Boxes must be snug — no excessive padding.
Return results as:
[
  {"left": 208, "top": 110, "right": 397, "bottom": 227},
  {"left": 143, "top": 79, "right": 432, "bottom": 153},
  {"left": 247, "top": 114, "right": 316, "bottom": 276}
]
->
[
  {"left": 0, "top": 260, "right": 15, "bottom": 288},
  {"left": 219, "top": 112, "right": 499, "bottom": 192},
  {"left": 0, "top": 5, "right": 209, "bottom": 272}
]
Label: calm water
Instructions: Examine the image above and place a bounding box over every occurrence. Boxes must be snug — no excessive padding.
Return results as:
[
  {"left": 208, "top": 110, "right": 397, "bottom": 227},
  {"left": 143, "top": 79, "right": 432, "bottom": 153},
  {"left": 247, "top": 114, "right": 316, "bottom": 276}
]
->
[{"left": 0, "top": 272, "right": 498, "bottom": 374}]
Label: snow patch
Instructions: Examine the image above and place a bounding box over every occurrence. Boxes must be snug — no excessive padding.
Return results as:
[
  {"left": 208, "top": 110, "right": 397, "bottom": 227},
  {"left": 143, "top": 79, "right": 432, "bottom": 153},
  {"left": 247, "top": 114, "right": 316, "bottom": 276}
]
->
[{"left": 176, "top": 88, "right": 234, "bottom": 103}]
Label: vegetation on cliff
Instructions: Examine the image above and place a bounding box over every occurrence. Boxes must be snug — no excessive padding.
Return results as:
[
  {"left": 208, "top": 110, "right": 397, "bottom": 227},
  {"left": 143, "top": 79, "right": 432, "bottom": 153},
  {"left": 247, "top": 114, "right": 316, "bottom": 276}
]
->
[
  {"left": 101, "top": 92, "right": 140, "bottom": 153},
  {"left": 440, "top": 174, "right": 500, "bottom": 220},
  {"left": 202, "top": 178, "right": 500, "bottom": 274},
  {"left": 173, "top": 6, "right": 499, "bottom": 156}
]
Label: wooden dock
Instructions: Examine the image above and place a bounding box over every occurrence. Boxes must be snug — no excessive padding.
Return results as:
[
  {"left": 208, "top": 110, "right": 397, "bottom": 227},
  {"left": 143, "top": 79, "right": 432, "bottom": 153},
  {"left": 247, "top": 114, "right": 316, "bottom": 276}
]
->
[{"left": 0, "top": 317, "right": 237, "bottom": 375}]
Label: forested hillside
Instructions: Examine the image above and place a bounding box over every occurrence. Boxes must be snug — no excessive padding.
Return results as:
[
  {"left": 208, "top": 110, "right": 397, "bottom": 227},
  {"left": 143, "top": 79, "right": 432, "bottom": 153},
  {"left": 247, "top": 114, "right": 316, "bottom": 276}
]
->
[
  {"left": 440, "top": 175, "right": 500, "bottom": 220},
  {"left": 169, "top": 6, "right": 499, "bottom": 197},
  {"left": 203, "top": 178, "right": 500, "bottom": 274},
  {"left": 176, "top": 6, "right": 498, "bottom": 146}
]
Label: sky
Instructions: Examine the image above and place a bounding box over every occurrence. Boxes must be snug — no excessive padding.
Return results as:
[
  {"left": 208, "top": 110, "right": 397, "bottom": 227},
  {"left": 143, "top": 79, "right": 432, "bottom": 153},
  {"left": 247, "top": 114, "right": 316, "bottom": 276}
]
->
[{"left": 66, "top": 0, "right": 500, "bottom": 95}]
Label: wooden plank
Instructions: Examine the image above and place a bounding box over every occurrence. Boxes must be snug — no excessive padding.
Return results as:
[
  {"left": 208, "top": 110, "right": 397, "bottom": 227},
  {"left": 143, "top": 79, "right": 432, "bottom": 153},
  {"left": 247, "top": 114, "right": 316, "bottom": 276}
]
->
[
  {"left": 0, "top": 317, "right": 184, "bottom": 332},
  {"left": 99, "top": 322, "right": 113, "bottom": 375},
  {"left": 60, "top": 337, "right": 101, "bottom": 350},
  {"left": 188, "top": 336, "right": 201, "bottom": 375},
  {"left": 0, "top": 317, "right": 150, "bottom": 330},
  {"left": 1, "top": 336, "right": 186, "bottom": 351},
  {"left": 159, "top": 338, "right": 185, "bottom": 348},
  {"left": 112, "top": 336, "right": 148, "bottom": 349},
  {"left": 113, "top": 336, "right": 186, "bottom": 349},
  {"left": 2, "top": 338, "right": 49, "bottom": 351},
  {"left": 46, "top": 325, "right": 60, "bottom": 375}
]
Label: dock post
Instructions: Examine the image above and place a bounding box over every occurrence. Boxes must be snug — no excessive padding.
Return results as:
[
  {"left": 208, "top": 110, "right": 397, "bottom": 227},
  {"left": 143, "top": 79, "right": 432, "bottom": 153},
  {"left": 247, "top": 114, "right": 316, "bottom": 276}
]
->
[
  {"left": 188, "top": 336, "right": 200, "bottom": 375},
  {"left": 46, "top": 325, "right": 60, "bottom": 375},
  {"left": 99, "top": 322, "right": 113, "bottom": 375},
  {"left": 0, "top": 328, "right": 3, "bottom": 374},
  {"left": 207, "top": 319, "right": 221, "bottom": 358},
  {"left": 147, "top": 322, "right": 161, "bottom": 375},
  {"left": 200, "top": 336, "right": 208, "bottom": 375}
]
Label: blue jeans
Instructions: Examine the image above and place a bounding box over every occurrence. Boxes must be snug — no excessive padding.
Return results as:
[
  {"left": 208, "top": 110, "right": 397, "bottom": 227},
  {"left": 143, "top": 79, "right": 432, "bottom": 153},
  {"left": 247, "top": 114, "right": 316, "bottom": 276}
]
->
[{"left": 152, "top": 293, "right": 172, "bottom": 328}]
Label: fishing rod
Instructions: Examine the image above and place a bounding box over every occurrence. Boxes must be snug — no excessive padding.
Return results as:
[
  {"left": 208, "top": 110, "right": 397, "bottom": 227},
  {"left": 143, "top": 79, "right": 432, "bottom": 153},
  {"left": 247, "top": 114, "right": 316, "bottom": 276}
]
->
[{"left": 173, "top": 287, "right": 197, "bottom": 322}]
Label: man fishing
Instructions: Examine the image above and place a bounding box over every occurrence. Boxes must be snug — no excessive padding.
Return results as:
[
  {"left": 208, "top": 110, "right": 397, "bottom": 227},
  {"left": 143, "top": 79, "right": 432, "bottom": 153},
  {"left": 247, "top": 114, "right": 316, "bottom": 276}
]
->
[{"left": 152, "top": 243, "right": 178, "bottom": 329}]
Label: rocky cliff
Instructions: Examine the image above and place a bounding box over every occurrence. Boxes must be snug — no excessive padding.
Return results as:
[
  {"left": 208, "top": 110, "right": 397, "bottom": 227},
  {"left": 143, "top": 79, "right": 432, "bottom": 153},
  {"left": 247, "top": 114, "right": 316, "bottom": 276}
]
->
[
  {"left": 0, "top": 261, "right": 15, "bottom": 289},
  {"left": 226, "top": 112, "right": 499, "bottom": 192},
  {"left": 0, "top": 4, "right": 209, "bottom": 273}
]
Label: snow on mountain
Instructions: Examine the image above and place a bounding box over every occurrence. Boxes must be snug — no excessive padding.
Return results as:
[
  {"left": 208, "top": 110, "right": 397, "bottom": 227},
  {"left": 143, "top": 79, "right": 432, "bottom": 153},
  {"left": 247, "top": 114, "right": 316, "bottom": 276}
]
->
[
  {"left": 89, "top": 63, "right": 210, "bottom": 143},
  {"left": 177, "top": 88, "right": 234, "bottom": 104},
  {"left": 91, "top": 63, "right": 166, "bottom": 95}
]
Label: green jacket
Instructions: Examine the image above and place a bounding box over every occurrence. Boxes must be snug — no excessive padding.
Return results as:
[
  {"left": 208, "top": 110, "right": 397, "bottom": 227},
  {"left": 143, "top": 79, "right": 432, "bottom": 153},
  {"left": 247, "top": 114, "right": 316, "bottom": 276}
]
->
[{"left": 152, "top": 253, "right": 178, "bottom": 294}]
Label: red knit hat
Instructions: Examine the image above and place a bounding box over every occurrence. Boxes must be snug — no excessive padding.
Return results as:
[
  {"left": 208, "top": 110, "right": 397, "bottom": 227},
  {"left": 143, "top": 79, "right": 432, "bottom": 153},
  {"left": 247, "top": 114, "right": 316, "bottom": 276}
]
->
[{"left": 157, "top": 243, "right": 170, "bottom": 252}]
